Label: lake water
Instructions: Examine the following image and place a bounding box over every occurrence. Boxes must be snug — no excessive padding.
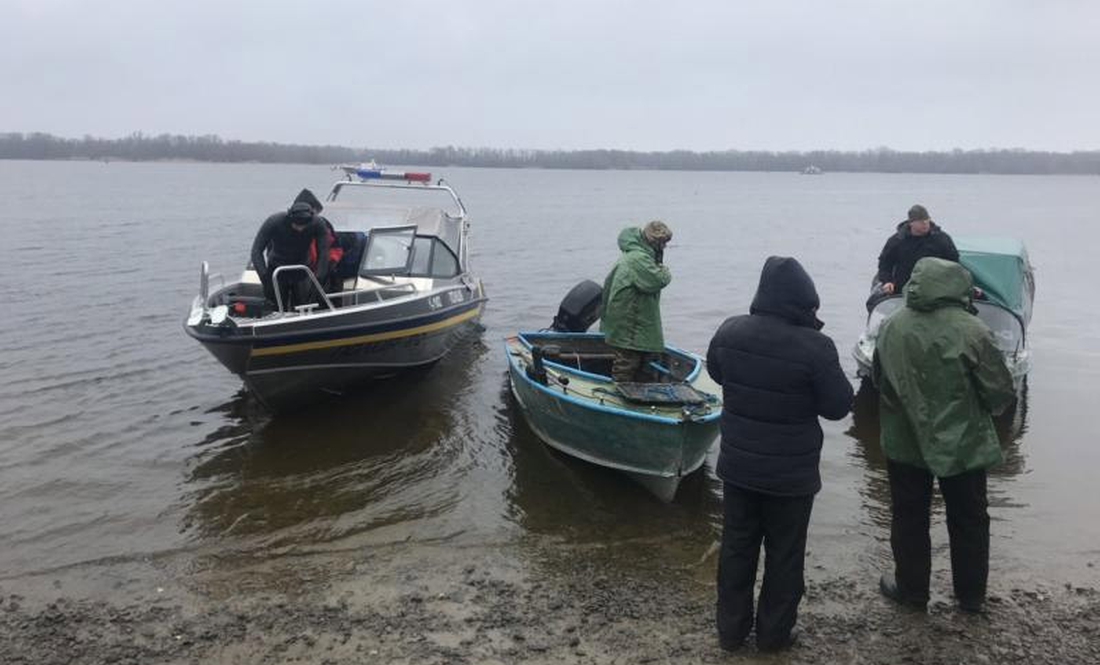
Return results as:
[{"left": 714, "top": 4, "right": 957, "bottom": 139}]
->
[{"left": 1, "top": 160, "right": 1097, "bottom": 594}]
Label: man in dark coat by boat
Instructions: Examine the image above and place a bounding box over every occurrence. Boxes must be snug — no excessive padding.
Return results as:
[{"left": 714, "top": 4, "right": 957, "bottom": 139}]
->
[
  {"left": 875, "top": 204, "right": 959, "bottom": 297},
  {"left": 706, "top": 256, "right": 853, "bottom": 651},
  {"left": 600, "top": 220, "right": 673, "bottom": 383},
  {"left": 250, "top": 196, "right": 332, "bottom": 309},
  {"left": 292, "top": 188, "right": 344, "bottom": 294},
  {"left": 873, "top": 257, "right": 1016, "bottom": 613}
]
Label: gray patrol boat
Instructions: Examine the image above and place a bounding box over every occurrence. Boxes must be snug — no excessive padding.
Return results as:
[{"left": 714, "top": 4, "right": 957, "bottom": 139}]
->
[{"left": 184, "top": 169, "right": 486, "bottom": 410}]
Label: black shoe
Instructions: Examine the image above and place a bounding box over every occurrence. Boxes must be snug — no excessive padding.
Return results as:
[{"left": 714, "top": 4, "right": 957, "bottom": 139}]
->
[
  {"left": 719, "top": 630, "right": 747, "bottom": 652},
  {"left": 879, "top": 573, "right": 928, "bottom": 610},
  {"left": 957, "top": 597, "right": 985, "bottom": 614},
  {"left": 757, "top": 627, "right": 800, "bottom": 652}
]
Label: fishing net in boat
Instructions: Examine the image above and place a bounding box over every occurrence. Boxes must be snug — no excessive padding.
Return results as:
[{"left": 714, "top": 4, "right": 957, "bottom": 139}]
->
[{"left": 614, "top": 382, "right": 710, "bottom": 406}]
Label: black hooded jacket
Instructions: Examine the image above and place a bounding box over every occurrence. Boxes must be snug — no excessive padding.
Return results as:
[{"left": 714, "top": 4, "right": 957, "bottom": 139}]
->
[
  {"left": 706, "top": 257, "right": 854, "bottom": 496},
  {"left": 250, "top": 193, "right": 331, "bottom": 281},
  {"left": 875, "top": 220, "right": 959, "bottom": 289}
]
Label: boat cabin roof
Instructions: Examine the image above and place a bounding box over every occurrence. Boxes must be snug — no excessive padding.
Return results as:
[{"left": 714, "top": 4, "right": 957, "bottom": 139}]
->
[{"left": 324, "top": 203, "right": 463, "bottom": 256}]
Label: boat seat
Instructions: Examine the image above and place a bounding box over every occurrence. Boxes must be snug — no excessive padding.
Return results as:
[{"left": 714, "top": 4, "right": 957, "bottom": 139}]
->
[
  {"left": 541, "top": 349, "right": 616, "bottom": 376},
  {"left": 543, "top": 351, "right": 617, "bottom": 362}
]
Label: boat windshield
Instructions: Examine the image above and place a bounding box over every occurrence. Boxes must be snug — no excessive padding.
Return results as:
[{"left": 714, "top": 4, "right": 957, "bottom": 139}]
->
[
  {"left": 360, "top": 226, "right": 415, "bottom": 275},
  {"left": 867, "top": 298, "right": 1024, "bottom": 353},
  {"left": 866, "top": 297, "right": 905, "bottom": 338},
  {"left": 974, "top": 302, "right": 1025, "bottom": 353}
]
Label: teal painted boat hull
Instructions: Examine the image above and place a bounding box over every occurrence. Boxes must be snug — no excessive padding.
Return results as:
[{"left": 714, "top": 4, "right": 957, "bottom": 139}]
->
[{"left": 505, "top": 333, "right": 721, "bottom": 501}]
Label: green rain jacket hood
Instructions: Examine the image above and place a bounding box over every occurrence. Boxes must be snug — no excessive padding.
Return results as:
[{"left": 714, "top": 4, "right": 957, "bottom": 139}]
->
[
  {"left": 599, "top": 227, "right": 672, "bottom": 353},
  {"left": 872, "top": 257, "right": 1016, "bottom": 477}
]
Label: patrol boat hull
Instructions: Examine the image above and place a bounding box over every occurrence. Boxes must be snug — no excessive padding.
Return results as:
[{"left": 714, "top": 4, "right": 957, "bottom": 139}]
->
[{"left": 188, "top": 287, "right": 484, "bottom": 409}]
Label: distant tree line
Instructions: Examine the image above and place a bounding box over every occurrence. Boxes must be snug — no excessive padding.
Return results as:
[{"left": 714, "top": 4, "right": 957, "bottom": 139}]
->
[{"left": 2, "top": 131, "right": 1099, "bottom": 175}]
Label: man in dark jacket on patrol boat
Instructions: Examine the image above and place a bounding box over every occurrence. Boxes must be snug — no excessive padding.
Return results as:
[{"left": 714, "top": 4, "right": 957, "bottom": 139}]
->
[
  {"left": 291, "top": 188, "right": 344, "bottom": 294},
  {"left": 600, "top": 221, "right": 673, "bottom": 383},
  {"left": 873, "top": 257, "right": 1015, "bottom": 614},
  {"left": 706, "top": 256, "right": 854, "bottom": 651},
  {"left": 250, "top": 198, "right": 332, "bottom": 309}
]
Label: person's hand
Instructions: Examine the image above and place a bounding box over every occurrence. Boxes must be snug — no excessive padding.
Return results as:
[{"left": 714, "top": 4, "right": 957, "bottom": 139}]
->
[
  {"left": 654, "top": 247, "right": 664, "bottom": 264},
  {"left": 882, "top": 282, "right": 896, "bottom": 295}
]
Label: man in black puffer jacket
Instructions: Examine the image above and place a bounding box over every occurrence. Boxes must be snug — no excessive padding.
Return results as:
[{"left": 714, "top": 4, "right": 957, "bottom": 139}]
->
[{"left": 706, "top": 256, "right": 853, "bottom": 652}]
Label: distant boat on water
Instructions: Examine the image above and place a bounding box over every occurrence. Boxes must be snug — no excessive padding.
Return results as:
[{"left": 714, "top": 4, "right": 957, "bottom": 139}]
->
[{"left": 801, "top": 165, "right": 823, "bottom": 175}]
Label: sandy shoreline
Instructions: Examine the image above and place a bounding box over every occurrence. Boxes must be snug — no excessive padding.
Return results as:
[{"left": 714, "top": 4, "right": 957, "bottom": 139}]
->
[{"left": 2, "top": 536, "right": 1097, "bottom": 665}]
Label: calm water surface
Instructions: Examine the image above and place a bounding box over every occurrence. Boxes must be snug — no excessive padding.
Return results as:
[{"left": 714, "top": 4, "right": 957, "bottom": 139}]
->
[{"left": 1, "top": 160, "right": 1097, "bottom": 590}]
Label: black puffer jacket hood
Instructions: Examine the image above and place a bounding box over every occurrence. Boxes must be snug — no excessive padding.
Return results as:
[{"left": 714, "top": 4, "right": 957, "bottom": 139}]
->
[
  {"left": 706, "top": 256, "right": 853, "bottom": 497},
  {"left": 749, "top": 256, "right": 823, "bottom": 330}
]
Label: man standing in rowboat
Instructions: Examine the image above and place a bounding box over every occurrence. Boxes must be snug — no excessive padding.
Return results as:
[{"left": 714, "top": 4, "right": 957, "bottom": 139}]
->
[{"left": 599, "top": 220, "right": 673, "bottom": 383}]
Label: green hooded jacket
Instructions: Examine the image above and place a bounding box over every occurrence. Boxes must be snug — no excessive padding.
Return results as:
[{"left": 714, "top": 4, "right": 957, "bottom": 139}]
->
[
  {"left": 872, "top": 257, "right": 1016, "bottom": 477},
  {"left": 599, "top": 227, "right": 672, "bottom": 353}
]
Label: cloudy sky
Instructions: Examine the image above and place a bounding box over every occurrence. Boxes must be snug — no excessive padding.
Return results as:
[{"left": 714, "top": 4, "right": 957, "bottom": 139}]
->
[{"left": 3, "top": 0, "right": 1097, "bottom": 152}]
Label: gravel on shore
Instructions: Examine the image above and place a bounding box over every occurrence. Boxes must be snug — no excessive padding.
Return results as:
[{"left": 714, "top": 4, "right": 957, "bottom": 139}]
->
[{"left": 2, "top": 538, "right": 1097, "bottom": 665}]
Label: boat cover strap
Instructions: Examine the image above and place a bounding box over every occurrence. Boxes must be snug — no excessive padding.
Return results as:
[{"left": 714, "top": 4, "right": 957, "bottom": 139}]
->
[{"left": 615, "top": 382, "right": 709, "bottom": 405}]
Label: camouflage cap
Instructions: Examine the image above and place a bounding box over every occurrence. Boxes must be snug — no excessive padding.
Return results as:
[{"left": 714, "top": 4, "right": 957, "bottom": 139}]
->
[{"left": 642, "top": 220, "right": 672, "bottom": 244}]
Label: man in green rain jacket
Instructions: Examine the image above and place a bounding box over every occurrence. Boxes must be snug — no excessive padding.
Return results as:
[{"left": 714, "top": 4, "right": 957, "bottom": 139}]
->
[
  {"left": 600, "top": 221, "right": 673, "bottom": 383},
  {"left": 873, "top": 257, "right": 1016, "bottom": 613}
]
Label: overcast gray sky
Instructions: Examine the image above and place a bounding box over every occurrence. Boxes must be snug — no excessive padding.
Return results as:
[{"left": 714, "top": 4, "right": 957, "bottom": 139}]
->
[{"left": 3, "top": 0, "right": 1097, "bottom": 152}]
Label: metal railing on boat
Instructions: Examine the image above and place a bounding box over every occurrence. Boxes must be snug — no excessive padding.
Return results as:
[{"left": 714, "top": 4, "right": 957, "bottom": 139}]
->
[
  {"left": 270, "top": 266, "right": 419, "bottom": 315},
  {"left": 271, "top": 265, "right": 335, "bottom": 314}
]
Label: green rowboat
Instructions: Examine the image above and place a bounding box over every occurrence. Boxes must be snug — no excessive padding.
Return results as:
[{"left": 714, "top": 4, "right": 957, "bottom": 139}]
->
[{"left": 505, "top": 332, "right": 722, "bottom": 501}]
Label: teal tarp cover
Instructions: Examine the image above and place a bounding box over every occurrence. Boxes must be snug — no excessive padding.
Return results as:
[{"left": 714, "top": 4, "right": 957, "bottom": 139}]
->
[{"left": 954, "top": 236, "right": 1035, "bottom": 326}]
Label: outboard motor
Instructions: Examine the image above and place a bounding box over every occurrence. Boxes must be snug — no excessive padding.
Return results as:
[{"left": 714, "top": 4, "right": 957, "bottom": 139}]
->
[{"left": 550, "top": 280, "right": 603, "bottom": 332}]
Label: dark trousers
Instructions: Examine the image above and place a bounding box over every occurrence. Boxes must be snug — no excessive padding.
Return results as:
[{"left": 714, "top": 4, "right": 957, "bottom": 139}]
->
[
  {"left": 610, "top": 348, "right": 659, "bottom": 383},
  {"left": 887, "top": 460, "right": 989, "bottom": 604},
  {"left": 716, "top": 483, "right": 814, "bottom": 649}
]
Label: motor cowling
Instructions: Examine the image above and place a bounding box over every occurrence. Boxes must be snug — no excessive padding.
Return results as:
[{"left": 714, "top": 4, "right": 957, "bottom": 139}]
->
[{"left": 551, "top": 280, "right": 603, "bottom": 332}]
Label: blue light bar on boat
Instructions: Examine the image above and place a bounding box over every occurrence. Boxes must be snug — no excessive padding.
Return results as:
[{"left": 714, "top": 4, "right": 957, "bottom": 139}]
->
[{"left": 355, "top": 169, "right": 432, "bottom": 183}]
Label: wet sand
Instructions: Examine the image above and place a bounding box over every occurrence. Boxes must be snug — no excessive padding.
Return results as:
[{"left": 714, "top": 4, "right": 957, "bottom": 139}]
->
[{"left": 3, "top": 536, "right": 1097, "bottom": 665}]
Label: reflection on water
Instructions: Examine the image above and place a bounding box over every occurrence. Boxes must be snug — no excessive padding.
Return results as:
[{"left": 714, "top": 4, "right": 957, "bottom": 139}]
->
[
  {"left": 181, "top": 335, "right": 489, "bottom": 547},
  {"left": 845, "top": 382, "right": 893, "bottom": 530},
  {"left": 845, "top": 379, "right": 1031, "bottom": 530}
]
